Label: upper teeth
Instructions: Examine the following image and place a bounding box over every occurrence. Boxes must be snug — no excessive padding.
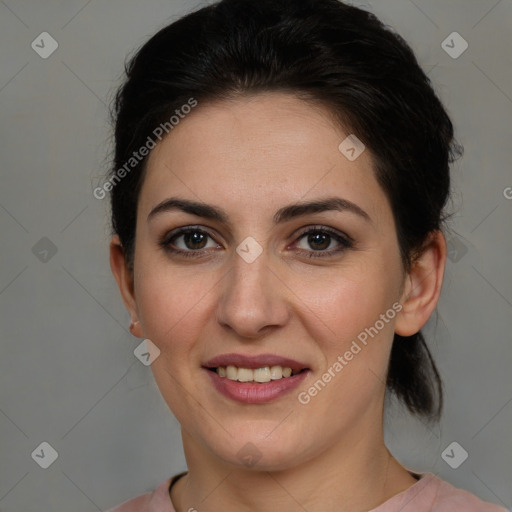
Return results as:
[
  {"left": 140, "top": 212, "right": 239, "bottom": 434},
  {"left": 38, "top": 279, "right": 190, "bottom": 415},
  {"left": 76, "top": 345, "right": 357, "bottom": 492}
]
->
[{"left": 217, "top": 365, "right": 293, "bottom": 382}]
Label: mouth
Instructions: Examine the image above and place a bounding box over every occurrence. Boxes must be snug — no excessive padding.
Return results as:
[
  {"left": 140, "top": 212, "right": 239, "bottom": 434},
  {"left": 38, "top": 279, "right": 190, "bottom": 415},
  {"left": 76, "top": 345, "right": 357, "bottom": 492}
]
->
[{"left": 202, "top": 353, "right": 310, "bottom": 403}]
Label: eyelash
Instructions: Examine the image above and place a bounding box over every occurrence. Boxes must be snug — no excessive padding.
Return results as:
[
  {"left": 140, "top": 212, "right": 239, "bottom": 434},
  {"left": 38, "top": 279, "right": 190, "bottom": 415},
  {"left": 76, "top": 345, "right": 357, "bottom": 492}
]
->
[{"left": 159, "top": 225, "right": 354, "bottom": 259}]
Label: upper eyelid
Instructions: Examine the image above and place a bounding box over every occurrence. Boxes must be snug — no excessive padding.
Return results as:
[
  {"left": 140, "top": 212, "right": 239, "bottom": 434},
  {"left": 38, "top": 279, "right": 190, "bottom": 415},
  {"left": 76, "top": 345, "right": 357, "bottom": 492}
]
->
[
  {"left": 164, "top": 224, "right": 349, "bottom": 238},
  {"left": 294, "top": 225, "right": 353, "bottom": 242},
  {"left": 163, "top": 226, "right": 221, "bottom": 244}
]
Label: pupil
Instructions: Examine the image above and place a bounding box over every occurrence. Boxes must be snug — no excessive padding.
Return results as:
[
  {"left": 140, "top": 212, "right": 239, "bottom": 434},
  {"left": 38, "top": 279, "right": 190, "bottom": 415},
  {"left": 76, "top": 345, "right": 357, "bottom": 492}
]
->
[
  {"left": 309, "top": 232, "right": 329, "bottom": 250},
  {"left": 185, "top": 232, "right": 206, "bottom": 249}
]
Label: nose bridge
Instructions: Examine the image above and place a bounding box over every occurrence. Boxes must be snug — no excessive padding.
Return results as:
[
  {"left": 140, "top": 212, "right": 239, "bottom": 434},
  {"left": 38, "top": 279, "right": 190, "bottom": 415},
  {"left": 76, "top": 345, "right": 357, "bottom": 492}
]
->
[
  {"left": 215, "top": 244, "right": 287, "bottom": 337},
  {"left": 232, "top": 247, "right": 268, "bottom": 294}
]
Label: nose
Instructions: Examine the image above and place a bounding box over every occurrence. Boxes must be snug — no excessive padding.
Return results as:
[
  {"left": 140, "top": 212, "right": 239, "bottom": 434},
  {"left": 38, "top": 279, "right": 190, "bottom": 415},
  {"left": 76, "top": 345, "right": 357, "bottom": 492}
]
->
[{"left": 215, "top": 249, "right": 290, "bottom": 339}]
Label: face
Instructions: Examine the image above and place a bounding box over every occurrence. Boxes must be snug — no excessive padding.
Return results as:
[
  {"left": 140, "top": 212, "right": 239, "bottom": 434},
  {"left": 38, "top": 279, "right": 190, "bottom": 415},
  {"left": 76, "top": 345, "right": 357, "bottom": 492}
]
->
[{"left": 116, "top": 93, "right": 412, "bottom": 470}]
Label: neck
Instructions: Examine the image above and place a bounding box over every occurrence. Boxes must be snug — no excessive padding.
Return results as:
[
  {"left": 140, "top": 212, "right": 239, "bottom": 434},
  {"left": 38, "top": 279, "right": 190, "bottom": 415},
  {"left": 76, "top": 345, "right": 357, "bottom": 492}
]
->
[{"left": 171, "top": 412, "right": 416, "bottom": 512}]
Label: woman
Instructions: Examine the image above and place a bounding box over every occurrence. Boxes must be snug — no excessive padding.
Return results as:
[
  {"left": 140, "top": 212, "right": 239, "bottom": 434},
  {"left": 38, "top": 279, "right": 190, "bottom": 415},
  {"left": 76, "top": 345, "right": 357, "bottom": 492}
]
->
[{"left": 106, "top": 0, "right": 506, "bottom": 510}]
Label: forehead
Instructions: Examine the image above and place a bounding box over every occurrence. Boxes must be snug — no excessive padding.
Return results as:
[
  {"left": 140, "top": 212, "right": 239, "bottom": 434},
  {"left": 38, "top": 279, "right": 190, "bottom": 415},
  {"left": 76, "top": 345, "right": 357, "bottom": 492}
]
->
[{"left": 139, "top": 92, "right": 389, "bottom": 226}]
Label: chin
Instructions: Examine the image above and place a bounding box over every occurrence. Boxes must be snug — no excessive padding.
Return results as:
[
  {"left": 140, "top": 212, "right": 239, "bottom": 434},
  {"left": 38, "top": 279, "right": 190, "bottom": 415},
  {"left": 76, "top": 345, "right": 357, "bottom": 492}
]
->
[{"left": 210, "top": 433, "right": 315, "bottom": 472}]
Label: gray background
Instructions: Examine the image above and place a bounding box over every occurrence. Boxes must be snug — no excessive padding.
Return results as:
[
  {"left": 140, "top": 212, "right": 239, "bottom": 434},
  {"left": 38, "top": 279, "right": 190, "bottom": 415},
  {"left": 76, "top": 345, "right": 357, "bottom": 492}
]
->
[{"left": 0, "top": 0, "right": 511, "bottom": 510}]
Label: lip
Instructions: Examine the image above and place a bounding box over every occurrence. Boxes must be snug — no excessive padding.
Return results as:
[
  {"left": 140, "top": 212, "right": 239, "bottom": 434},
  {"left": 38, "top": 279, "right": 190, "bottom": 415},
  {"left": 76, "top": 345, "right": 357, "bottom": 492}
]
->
[
  {"left": 202, "top": 353, "right": 308, "bottom": 372},
  {"left": 202, "top": 353, "right": 311, "bottom": 404},
  {"left": 205, "top": 368, "right": 310, "bottom": 404}
]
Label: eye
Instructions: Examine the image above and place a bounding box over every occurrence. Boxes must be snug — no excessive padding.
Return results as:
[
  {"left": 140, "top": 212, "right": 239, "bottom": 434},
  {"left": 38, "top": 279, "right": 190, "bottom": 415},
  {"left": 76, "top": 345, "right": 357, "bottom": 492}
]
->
[
  {"left": 159, "top": 225, "right": 354, "bottom": 260},
  {"left": 293, "top": 226, "right": 354, "bottom": 258},
  {"left": 160, "top": 226, "right": 221, "bottom": 257}
]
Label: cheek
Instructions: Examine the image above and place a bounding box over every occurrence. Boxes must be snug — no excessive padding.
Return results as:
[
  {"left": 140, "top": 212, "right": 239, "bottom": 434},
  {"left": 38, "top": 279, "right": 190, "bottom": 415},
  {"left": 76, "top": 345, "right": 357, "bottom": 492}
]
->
[
  {"left": 291, "top": 258, "right": 401, "bottom": 349},
  {"left": 132, "top": 266, "right": 214, "bottom": 423},
  {"left": 299, "top": 266, "right": 400, "bottom": 412},
  {"left": 133, "top": 264, "right": 213, "bottom": 356}
]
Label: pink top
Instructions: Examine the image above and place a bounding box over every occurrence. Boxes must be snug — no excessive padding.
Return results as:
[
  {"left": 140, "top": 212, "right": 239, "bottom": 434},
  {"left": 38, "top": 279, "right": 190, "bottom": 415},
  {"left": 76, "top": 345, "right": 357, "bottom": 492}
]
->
[{"left": 106, "top": 472, "right": 508, "bottom": 511}]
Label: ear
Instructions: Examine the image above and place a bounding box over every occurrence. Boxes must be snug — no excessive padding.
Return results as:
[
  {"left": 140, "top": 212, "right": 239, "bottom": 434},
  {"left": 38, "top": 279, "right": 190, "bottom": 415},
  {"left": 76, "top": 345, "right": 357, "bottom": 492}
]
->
[
  {"left": 109, "top": 235, "right": 144, "bottom": 338},
  {"left": 395, "top": 230, "right": 447, "bottom": 337}
]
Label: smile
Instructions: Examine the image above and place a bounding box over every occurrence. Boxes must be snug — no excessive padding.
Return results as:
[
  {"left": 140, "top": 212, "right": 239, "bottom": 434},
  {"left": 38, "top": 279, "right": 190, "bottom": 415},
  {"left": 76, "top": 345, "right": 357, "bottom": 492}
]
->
[{"left": 203, "top": 353, "right": 310, "bottom": 403}]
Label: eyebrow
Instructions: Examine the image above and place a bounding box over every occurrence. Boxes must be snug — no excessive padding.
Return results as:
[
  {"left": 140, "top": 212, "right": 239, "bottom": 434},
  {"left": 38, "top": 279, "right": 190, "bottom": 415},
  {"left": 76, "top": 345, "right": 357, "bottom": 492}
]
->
[{"left": 147, "top": 196, "right": 372, "bottom": 224}]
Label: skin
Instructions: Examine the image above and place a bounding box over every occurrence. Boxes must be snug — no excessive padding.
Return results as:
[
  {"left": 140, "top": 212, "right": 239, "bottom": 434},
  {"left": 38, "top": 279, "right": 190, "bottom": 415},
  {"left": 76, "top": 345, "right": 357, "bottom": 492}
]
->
[{"left": 110, "top": 92, "right": 447, "bottom": 512}]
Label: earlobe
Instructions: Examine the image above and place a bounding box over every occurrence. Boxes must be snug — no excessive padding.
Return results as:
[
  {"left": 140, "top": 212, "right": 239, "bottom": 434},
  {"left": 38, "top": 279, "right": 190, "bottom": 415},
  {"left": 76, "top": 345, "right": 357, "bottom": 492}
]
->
[
  {"left": 395, "top": 230, "right": 447, "bottom": 337},
  {"left": 129, "top": 320, "right": 142, "bottom": 337},
  {"left": 109, "top": 235, "right": 143, "bottom": 337}
]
